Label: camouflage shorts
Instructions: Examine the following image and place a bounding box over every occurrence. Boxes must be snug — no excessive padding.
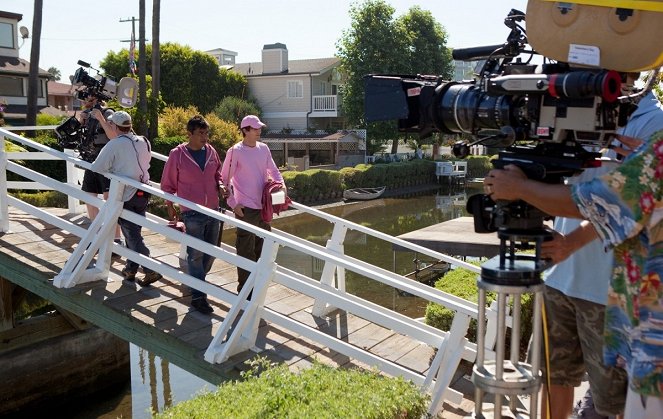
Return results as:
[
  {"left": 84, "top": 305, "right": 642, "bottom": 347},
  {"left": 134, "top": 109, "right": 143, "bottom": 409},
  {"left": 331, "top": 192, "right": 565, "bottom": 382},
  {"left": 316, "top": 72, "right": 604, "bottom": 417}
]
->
[{"left": 540, "top": 286, "right": 627, "bottom": 416}]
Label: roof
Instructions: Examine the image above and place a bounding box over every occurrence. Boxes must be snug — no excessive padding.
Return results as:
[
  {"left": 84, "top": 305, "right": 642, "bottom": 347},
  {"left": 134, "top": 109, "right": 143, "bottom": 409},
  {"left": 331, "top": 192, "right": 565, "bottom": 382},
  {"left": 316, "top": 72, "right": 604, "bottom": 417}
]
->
[
  {"left": 233, "top": 57, "right": 339, "bottom": 77},
  {"left": 47, "top": 81, "right": 74, "bottom": 96},
  {"left": 0, "top": 56, "right": 51, "bottom": 77},
  {"left": 0, "top": 11, "right": 22, "bottom": 21}
]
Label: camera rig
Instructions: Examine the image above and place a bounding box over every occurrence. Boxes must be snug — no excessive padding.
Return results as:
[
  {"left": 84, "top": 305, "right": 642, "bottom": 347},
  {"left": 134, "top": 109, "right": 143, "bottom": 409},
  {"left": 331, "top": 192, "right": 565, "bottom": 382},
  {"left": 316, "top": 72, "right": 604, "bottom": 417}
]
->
[
  {"left": 363, "top": 8, "right": 651, "bottom": 236},
  {"left": 55, "top": 60, "right": 138, "bottom": 161}
]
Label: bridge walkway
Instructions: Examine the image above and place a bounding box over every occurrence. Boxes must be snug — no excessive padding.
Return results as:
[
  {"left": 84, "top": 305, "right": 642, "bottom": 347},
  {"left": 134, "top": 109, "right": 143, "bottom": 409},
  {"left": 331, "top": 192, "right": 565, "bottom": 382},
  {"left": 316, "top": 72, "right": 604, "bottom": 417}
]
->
[{"left": 0, "top": 126, "right": 510, "bottom": 416}]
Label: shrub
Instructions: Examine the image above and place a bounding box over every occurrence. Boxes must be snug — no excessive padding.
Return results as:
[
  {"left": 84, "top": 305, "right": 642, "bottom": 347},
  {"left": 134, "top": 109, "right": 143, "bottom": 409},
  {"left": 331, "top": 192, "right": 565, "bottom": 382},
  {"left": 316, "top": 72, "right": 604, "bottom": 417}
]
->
[
  {"left": 213, "top": 96, "right": 261, "bottom": 127},
  {"left": 466, "top": 156, "right": 494, "bottom": 179},
  {"left": 159, "top": 106, "right": 200, "bottom": 137},
  {"left": 10, "top": 190, "right": 68, "bottom": 208},
  {"left": 424, "top": 263, "right": 533, "bottom": 356},
  {"left": 155, "top": 357, "right": 428, "bottom": 419}
]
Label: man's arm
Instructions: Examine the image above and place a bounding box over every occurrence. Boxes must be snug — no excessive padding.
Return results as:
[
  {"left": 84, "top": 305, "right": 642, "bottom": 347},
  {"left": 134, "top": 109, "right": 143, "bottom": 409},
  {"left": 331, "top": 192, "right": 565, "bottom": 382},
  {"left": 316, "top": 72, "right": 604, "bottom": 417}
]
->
[
  {"left": 485, "top": 164, "right": 582, "bottom": 218},
  {"left": 90, "top": 108, "right": 115, "bottom": 139},
  {"left": 541, "top": 220, "right": 599, "bottom": 264}
]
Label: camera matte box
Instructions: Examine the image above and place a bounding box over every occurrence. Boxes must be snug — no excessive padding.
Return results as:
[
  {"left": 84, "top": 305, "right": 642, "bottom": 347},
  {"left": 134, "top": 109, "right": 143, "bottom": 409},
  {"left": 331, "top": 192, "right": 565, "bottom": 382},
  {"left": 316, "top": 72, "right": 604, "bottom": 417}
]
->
[{"left": 526, "top": 0, "right": 663, "bottom": 72}]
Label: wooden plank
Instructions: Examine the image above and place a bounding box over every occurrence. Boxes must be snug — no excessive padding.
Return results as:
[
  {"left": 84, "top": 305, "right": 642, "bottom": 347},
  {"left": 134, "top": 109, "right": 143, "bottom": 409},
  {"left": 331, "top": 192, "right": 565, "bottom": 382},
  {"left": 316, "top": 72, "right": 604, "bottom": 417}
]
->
[{"left": 0, "top": 313, "right": 76, "bottom": 352}]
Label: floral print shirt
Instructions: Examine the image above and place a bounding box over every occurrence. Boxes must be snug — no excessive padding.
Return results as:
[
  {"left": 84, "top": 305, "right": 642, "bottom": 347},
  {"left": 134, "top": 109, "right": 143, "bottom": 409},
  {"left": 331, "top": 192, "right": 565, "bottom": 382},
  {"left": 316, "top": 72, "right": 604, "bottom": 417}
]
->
[{"left": 572, "top": 132, "right": 663, "bottom": 397}]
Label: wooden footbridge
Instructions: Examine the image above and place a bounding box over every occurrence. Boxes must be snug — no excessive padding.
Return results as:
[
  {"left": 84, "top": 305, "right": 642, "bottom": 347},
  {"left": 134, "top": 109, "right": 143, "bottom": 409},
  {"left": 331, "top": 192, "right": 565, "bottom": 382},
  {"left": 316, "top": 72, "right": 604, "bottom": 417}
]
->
[{"left": 0, "top": 127, "right": 510, "bottom": 416}]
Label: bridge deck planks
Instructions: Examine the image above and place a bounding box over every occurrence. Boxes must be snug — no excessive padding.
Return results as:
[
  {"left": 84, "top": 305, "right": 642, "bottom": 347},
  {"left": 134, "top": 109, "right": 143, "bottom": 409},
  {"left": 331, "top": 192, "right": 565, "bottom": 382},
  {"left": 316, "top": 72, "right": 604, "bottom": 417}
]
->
[{"left": 0, "top": 207, "right": 477, "bottom": 417}]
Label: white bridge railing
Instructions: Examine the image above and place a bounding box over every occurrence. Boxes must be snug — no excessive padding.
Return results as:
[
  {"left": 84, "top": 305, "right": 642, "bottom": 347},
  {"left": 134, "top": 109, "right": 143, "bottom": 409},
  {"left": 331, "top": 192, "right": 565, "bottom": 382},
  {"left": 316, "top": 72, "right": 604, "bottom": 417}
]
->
[{"left": 0, "top": 127, "right": 509, "bottom": 415}]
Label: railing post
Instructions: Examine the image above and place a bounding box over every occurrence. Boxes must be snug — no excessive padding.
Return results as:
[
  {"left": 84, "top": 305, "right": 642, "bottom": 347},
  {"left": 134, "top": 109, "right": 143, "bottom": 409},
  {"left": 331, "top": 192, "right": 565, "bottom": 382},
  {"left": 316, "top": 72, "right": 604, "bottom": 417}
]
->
[
  {"left": 0, "top": 133, "right": 8, "bottom": 232},
  {"left": 204, "top": 239, "right": 280, "bottom": 364},
  {"left": 53, "top": 180, "right": 125, "bottom": 288},
  {"left": 64, "top": 149, "right": 83, "bottom": 214},
  {"left": 312, "top": 222, "right": 348, "bottom": 317}
]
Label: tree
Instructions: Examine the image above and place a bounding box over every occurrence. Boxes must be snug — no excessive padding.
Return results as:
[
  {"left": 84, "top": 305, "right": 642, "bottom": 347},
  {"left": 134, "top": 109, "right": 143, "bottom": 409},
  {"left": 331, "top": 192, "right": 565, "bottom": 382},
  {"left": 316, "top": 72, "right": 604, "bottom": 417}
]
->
[
  {"left": 100, "top": 43, "right": 247, "bottom": 115},
  {"left": 213, "top": 96, "right": 261, "bottom": 127},
  {"left": 336, "top": 1, "right": 453, "bottom": 154},
  {"left": 26, "top": 0, "right": 43, "bottom": 134},
  {"left": 136, "top": 0, "right": 148, "bottom": 135},
  {"left": 47, "top": 66, "right": 61, "bottom": 81}
]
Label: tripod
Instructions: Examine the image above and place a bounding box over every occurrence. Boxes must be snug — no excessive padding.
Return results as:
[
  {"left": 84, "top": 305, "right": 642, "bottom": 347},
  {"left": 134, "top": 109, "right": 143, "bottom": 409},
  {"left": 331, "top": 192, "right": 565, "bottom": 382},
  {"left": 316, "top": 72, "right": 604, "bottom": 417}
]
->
[{"left": 472, "top": 227, "right": 549, "bottom": 418}]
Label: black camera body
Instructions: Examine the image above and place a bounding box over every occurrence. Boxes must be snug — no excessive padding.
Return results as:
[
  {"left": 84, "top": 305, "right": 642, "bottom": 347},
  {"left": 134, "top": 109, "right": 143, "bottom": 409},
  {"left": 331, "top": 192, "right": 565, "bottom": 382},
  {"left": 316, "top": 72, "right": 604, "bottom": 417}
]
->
[
  {"left": 55, "top": 61, "right": 117, "bottom": 161},
  {"left": 364, "top": 9, "right": 632, "bottom": 234},
  {"left": 71, "top": 65, "right": 117, "bottom": 102}
]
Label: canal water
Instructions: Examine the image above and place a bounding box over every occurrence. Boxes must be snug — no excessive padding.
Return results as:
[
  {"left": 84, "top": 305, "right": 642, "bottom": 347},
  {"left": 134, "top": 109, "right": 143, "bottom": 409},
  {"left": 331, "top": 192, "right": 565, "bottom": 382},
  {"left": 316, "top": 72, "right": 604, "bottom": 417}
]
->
[{"left": 49, "top": 187, "right": 477, "bottom": 418}]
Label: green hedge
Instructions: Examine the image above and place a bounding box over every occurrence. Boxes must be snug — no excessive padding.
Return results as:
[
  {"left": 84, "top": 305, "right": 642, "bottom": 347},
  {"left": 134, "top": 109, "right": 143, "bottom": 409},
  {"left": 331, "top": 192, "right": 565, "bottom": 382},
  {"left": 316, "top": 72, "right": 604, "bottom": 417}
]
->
[
  {"left": 424, "top": 264, "right": 534, "bottom": 356},
  {"left": 156, "top": 358, "right": 428, "bottom": 419}
]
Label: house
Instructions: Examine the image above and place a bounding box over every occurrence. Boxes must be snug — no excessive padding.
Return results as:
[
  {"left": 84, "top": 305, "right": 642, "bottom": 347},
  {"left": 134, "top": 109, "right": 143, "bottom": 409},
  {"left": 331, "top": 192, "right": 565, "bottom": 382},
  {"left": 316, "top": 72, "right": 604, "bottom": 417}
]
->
[
  {"left": 232, "top": 43, "right": 344, "bottom": 131},
  {"left": 205, "top": 48, "right": 238, "bottom": 69},
  {"left": 0, "top": 10, "right": 52, "bottom": 124},
  {"left": 47, "top": 80, "right": 78, "bottom": 115},
  {"left": 261, "top": 129, "right": 366, "bottom": 169}
]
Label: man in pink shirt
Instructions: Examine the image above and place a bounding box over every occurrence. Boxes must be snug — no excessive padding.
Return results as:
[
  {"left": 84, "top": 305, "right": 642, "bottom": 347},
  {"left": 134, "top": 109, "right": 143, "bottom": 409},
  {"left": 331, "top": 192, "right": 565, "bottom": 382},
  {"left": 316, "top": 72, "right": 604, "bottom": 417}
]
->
[
  {"left": 161, "top": 115, "right": 227, "bottom": 314},
  {"left": 221, "top": 115, "right": 285, "bottom": 296}
]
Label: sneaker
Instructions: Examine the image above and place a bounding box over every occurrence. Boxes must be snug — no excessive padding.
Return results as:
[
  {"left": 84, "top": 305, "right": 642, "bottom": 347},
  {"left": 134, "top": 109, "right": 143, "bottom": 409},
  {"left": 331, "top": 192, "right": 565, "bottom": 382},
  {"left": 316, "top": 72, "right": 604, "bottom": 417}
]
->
[
  {"left": 137, "top": 271, "right": 162, "bottom": 287},
  {"left": 191, "top": 298, "right": 213, "bottom": 314},
  {"left": 572, "top": 388, "right": 609, "bottom": 419},
  {"left": 121, "top": 269, "right": 137, "bottom": 282}
]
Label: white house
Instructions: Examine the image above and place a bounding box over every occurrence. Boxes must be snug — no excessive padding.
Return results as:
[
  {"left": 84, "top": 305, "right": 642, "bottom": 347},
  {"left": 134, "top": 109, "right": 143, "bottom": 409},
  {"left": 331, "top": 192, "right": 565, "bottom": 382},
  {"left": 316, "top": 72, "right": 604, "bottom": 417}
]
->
[
  {"left": 231, "top": 43, "right": 344, "bottom": 131},
  {"left": 0, "top": 10, "right": 51, "bottom": 124}
]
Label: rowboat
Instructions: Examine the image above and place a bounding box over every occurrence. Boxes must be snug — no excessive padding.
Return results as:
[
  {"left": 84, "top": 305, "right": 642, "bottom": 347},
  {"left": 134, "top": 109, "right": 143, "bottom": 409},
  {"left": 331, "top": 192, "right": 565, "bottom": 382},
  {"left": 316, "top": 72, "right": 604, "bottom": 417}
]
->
[{"left": 343, "top": 186, "right": 386, "bottom": 201}]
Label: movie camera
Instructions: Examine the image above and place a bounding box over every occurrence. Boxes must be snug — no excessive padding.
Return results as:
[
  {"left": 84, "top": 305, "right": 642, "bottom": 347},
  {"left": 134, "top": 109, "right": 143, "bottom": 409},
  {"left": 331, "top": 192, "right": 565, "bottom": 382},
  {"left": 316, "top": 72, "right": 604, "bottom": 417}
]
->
[
  {"left": 363, "top": 8, "right": 649, "bottom": 235},
  {"left": 55, "top": 60, "right": 138, "bottom": 161}
]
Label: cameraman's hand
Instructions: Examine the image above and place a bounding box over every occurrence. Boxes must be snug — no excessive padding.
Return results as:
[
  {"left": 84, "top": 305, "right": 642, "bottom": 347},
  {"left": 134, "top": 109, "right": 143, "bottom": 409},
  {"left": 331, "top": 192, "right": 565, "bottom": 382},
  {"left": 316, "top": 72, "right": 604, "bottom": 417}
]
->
[
  {"left": 90, "top": 108, "right": 104, "bottom": 121},
  {"left": 612, "top": 134, "right": 644, "bottom": 159},
  {"left": 484, "top": 164, "right": 528, "bottom": 201},
  {"left": 541, "top": 230, "right": 574, "bottom": 265}
]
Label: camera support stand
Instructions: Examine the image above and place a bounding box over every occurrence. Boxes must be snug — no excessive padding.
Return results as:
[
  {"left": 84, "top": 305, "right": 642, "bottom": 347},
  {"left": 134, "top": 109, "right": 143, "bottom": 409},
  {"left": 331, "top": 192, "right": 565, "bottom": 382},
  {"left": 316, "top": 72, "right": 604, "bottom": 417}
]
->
[{"left": 472, "top": 228, "right": 548, "bottom": 418}]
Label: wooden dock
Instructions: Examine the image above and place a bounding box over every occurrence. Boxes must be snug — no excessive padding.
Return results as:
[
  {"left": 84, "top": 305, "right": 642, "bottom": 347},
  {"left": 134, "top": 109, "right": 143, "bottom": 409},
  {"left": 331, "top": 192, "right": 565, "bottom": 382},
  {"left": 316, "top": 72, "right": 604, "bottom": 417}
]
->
[
  {"left": 0, "top": 208, "right": 479, "bottom": 417},
  {"left": 394, "top": 217, "right": 501, "bottom": 258}
]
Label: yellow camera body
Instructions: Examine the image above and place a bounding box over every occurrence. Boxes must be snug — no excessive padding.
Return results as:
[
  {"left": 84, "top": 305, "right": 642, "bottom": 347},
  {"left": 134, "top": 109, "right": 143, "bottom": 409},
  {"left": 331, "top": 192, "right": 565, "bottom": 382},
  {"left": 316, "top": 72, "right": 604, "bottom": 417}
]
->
[{"left": 526, "top": 0, "right": 663, "bottom": 71}]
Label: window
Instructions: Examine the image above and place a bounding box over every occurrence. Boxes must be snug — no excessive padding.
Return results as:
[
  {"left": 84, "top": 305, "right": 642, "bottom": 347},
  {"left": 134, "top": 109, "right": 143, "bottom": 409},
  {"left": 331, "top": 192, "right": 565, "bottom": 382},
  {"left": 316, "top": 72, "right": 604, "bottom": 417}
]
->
[
  {"left": 287, "top": 80, "right": 303, "bottom": 99},
  {"left": 0, "top": 76, "right": 23, "bottom": 96},
  {"left": 0, "top": 22, "right": 14, "bottom": 49}
]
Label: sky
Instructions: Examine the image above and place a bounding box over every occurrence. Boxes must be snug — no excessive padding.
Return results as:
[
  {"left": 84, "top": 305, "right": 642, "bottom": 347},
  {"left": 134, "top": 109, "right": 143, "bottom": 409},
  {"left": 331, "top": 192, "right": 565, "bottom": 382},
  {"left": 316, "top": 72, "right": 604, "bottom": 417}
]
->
[{"left": 4, "top": 0, "right": 528, "bottom": 82}]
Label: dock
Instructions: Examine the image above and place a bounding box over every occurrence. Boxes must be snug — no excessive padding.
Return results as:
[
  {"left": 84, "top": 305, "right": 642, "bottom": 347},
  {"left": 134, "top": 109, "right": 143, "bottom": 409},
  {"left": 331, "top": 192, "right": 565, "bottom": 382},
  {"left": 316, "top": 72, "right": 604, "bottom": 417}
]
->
[{"left": 394, "top": 217, "right": 501, "bottom": 258}]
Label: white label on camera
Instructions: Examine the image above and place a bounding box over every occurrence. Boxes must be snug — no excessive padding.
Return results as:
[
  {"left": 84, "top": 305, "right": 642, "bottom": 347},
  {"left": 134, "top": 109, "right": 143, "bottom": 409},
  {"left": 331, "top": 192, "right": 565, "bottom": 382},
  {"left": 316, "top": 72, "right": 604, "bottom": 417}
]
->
[{"left": 567, "top": 44, "right": 600, "bottom": 67}]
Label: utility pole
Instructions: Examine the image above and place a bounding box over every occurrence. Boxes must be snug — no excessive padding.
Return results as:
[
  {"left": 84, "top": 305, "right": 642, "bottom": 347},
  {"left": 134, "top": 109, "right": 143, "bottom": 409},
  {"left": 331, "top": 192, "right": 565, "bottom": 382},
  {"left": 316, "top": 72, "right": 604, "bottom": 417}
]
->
[{"left": 119, "top": 10, "right": 148, "bottom": 135}]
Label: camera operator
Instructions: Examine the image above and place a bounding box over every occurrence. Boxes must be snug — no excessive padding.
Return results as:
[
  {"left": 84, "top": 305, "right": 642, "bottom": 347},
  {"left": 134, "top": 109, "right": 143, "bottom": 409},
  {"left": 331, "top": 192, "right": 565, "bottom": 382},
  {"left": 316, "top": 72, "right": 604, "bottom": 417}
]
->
[
  {"left": 532, "top": 88, "right": 663, "bottom": 419},
  {"left": 485, "top": 125, "right": 663, "bottom": 418},
  {"left": 90, "top": 109, "right": 162, "bottom": 287},
  {"left": 78, "top": 95, "right": 123, "bottom": 250}
]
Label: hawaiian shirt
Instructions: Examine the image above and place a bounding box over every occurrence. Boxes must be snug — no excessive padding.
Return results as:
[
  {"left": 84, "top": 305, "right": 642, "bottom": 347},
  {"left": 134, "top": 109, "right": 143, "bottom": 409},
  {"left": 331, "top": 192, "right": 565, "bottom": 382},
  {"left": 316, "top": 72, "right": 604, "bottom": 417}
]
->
[{"left": 572, "top": 132, "right": 663, "bottom": 397}]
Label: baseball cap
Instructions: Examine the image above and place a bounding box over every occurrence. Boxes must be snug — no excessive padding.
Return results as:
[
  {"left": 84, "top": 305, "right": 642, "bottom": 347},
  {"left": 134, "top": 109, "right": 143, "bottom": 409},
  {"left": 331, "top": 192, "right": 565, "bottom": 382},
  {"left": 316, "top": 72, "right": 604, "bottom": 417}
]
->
[
  {"left": 240, "top": 115, "right": 266, "bottom": 129},
  {"left": 109, "top": 111, "right": 132, "bottom": 127}
]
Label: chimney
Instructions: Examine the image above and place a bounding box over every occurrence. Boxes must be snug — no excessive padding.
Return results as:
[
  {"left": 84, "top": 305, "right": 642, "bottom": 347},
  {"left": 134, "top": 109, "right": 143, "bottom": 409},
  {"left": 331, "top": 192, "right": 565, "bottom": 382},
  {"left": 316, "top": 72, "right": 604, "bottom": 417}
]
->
[{"left": 262, "top": 43, "right": 288, "bottom": 74}]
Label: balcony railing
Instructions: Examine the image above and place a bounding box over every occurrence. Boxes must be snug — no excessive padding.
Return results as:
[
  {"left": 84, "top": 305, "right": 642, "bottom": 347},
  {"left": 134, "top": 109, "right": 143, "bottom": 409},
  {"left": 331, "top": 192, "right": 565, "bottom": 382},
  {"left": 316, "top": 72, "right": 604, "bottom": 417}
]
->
[{"left": 312, "top": 95, "right": 337, "bottom": 112}]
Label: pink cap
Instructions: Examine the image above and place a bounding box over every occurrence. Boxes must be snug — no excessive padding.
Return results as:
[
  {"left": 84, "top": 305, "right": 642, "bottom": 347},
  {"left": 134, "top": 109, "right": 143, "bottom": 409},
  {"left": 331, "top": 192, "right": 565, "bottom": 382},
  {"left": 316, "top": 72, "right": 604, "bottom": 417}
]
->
[{"left": 240, "top": 115, "right": 266, "bottom": 129}]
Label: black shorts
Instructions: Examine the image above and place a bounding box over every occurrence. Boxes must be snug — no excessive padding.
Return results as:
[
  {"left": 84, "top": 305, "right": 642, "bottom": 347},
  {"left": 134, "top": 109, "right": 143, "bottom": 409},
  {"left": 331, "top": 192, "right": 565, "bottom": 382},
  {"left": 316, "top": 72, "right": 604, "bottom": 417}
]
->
[{"left": 81, "top": 169, "right": 110, "bottom": 194}]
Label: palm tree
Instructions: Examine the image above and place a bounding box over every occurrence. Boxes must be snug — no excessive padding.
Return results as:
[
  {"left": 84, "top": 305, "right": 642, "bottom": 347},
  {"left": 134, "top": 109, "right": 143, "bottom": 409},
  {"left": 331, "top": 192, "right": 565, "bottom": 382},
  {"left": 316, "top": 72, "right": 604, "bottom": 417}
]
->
[
  {"left": 26, "top": 0, "right": 43, "bottom": 135},
  {"left": 150, "top": 0, "right": 161, "bottom": 139},
  {"left": 47, "top": 66, "right": 61, "bottom": 81}
]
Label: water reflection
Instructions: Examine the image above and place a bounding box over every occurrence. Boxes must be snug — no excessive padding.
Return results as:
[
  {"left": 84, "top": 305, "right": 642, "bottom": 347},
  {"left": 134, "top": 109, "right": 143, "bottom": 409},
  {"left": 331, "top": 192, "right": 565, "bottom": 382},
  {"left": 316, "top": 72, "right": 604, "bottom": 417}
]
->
[{"left": 130, "top": 344, "right": 214, "bottom": 418}]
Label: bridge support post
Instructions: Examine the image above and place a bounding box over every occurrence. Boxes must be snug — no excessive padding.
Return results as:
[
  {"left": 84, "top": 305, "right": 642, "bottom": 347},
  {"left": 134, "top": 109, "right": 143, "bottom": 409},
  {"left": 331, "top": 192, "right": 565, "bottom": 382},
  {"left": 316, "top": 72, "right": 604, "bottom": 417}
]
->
[
  {"left": 312, "top": 223, "right": 347, "bottom": 317},
  {"left": 64, "top": 149, "right": 84, "bottom": 214}
]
